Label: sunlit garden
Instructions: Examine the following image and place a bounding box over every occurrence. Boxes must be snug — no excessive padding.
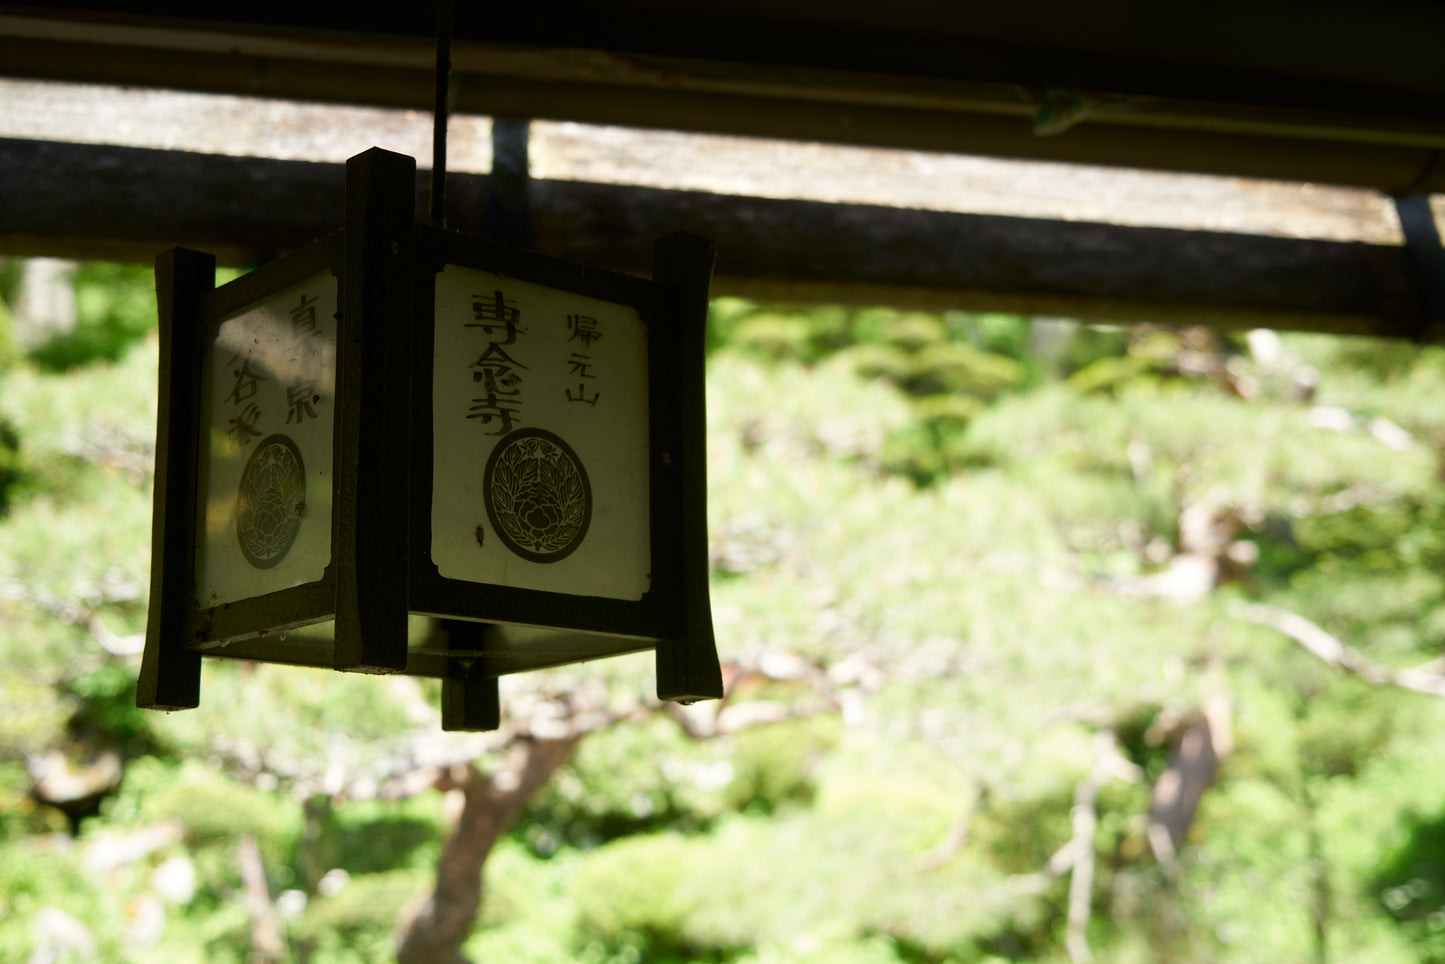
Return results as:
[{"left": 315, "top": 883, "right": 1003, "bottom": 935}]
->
[{"left": 6, "top": 261, "right": 1445, "bottom": 962}]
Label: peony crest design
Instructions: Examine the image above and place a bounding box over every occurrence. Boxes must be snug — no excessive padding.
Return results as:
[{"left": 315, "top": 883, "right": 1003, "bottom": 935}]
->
[
  {"left": 236, "top": 434, "right": 306, "bottom": 569},
  {"left": 484, "top": 428, "right": 591, "bottom": 563}
]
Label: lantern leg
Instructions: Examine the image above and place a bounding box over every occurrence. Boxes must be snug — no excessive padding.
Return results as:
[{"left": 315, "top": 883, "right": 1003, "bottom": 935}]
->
[
  {"left": 651, "top": 232, "right": 724, "bottom": 704},
  {"left": 138, "top": 248, "right": 214, "bottom": 710},
  {"left": 439, "top": 620, "right": 501, "bottom": 731}
]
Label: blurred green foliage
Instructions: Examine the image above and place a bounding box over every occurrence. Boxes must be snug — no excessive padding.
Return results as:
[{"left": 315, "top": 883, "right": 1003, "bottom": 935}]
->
[{"left": 5, "top": 266, "right": 1445, "bottom": 963}]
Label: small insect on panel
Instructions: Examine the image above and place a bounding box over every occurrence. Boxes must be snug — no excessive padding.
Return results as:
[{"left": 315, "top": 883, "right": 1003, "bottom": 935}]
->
[
  {"left": 431, "top": 265, "right": 651, "bottom": 601},
  {"left": 196, "top": 273, "right": 339, "bottom": 608}
]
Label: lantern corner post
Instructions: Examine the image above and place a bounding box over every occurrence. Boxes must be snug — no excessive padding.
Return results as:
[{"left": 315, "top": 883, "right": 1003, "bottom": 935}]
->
[
  {"left": 333, "top": 147, "right": 418, "bottom": 673},
  {"left": 138, "top": 247, "right": 215, "bottom": 710},
  {"left": 651, "top": 232, "right": 724, "bottom": 703}
]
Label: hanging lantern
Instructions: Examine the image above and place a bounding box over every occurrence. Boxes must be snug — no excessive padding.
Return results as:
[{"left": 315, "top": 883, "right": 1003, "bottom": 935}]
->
[{"left": 139, "top": 147, "right": 722, "bottom": 730}]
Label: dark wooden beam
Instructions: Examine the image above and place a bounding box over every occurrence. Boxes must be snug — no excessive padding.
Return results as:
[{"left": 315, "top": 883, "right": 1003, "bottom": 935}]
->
[
  {"left": 0, "top": 34, "right": 1438, "bottom": 194},
  {"left": 0, "top": 137, "right": 1425, "bottom": 337},
  {"left": 2, "top": 4, "right": 1445, "bottom": 192}
]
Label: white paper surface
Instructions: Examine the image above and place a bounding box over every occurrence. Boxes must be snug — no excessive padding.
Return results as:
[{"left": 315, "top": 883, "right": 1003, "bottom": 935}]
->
[
  {"left": 196, "top": 272, "right": 337, "bottom": 606},
  {"left": 431, "top": 265, "right": 651, "bottom": 600}
]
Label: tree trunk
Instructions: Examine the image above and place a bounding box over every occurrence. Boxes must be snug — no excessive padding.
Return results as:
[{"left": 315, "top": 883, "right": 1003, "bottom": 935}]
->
[
  {"left": 395, "top": 736, "right": 579, "bottom": 964},
  {"left": 11, "top": 257, "right": 76, "bottom": 349},
  {"left": 1147, "top": 696, "right": 1232, "bottom": 866}
]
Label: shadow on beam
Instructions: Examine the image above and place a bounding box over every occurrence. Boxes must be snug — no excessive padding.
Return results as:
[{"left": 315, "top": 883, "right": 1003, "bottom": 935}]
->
[{"left": 0, "top": 137, "right": 1425, "bottom": 337}]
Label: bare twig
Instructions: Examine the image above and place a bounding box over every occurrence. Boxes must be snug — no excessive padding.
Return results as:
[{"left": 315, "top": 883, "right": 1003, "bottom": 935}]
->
[
  {"left": 1234, "top": 602, "right": 1445, "bottom": 698},
  {"left": 238, "top": 833, "right": 286, "bottom": 963},
  {"left": 1067, "top": 732, "right": 1143, "bottom": 964},
  {"left": 1004, "top": 732, "right": 1142, "bottom": 958},
  {"left": 61, "top": 425, "right": 155, "bottom": 483},
  {"left": 920, "top": 784, "right": 989, "bottom": 870},
  {"left": 1065, "top": 774, "right": 1100, "bottom": 964},
  {"left": 0, "top": 578, "right": 144, "bottom": 656}
]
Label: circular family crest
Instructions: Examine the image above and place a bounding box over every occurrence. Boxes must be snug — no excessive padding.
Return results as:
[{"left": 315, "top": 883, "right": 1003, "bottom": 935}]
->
[
  {"left": 236, "top": 434, "right": 306, "bottom": 569},
  {"left": 484, "top": 428, "right": 591, "bottom": 563}
]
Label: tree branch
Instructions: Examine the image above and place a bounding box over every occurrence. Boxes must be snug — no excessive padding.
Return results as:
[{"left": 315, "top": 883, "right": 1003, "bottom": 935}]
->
[
  {"left": 395, "top": 736, "right": 580, "bottom": 964},
  {"left": 386, "top": 659, "right": 848, "bottom": 963},
  {"left": 1065, "top": 733, "right": 1142, "bottom": 963},
  {"left": 920, "top": 788, "right": 989, "bottom": 871},
  {"left": 1065, "top": 770, "right": 1100, "bottom": 964},
  {"left": 1234, "top": 602, "right": 1445, "bottom": 698},
  {"left": 0, "top": 580, "right": 144, "bottom": 656},
  {"left": 1004, "top": 732, "right": 1141, "bottom": 960},
  {"left": 237, "top": 833, "right": 286, "bottom": 964}
]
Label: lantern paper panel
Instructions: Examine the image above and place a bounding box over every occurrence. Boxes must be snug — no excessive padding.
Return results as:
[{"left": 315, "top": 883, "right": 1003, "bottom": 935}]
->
[
  {"left": 430, "top": 265, "right": 651, "bottom": 602},
  {"left": 197, "top": 272, "right": 338, "bottom": 606}
]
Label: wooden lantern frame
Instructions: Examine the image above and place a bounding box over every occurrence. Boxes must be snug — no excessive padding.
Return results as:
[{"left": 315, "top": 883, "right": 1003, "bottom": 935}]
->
[{"left": 139, "top": 148, "right": 721, "bottom": 730}]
